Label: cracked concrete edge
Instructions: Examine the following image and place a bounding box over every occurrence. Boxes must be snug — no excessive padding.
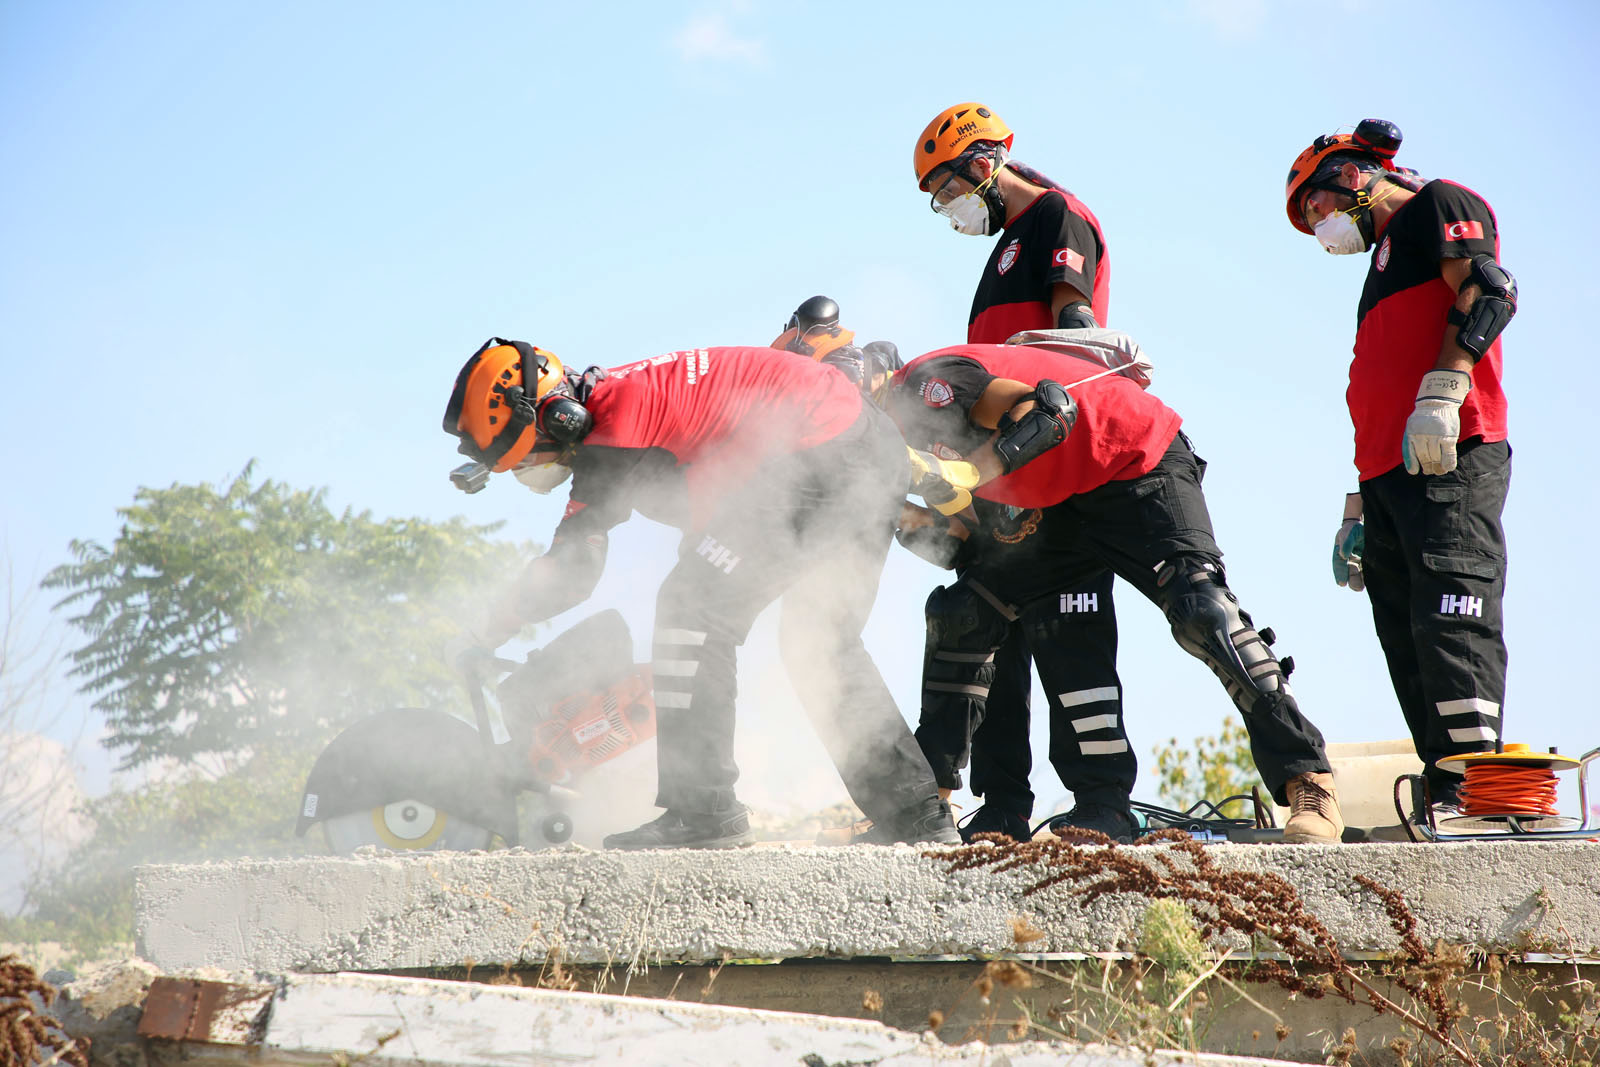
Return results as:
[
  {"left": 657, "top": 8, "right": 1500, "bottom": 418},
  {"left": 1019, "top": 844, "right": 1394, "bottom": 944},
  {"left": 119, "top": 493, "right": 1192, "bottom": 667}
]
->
[{"left": 134, "top": 840, "right": 1600, "bottom": 973}]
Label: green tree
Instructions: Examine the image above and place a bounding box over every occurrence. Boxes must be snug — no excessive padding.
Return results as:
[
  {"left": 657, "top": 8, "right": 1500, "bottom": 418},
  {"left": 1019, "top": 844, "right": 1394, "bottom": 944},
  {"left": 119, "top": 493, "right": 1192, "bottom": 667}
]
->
[
  {"left": 43, "top": 462, "right": 529, "bottom": 768},
  {"left": 7, "top": 465, "right": 533, "bottom": 951},
  {"left": 1151, "top": 716, "right": 1266, "bottom": 815}
]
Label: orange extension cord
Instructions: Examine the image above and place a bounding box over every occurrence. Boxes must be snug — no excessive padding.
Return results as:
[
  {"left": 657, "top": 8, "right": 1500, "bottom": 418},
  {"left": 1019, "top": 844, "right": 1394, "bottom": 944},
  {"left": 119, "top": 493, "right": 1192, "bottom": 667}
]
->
[{"left": 1457, "top": 762, "right": 1561, "bottom": 818}]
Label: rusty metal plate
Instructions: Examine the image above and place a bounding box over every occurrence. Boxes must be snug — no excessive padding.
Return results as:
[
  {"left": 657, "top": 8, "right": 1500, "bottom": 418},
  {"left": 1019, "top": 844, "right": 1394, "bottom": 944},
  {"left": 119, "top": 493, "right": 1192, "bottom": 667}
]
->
[{"left": 138, "top": 977, "right": 273, "bottom": 1044}]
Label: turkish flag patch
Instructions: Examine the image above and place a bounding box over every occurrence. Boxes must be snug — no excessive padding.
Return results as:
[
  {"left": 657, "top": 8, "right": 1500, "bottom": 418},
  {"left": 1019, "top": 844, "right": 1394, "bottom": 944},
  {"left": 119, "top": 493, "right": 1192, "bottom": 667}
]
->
[
  {"left": 920, "top": 379, "right": 955, "bottom": 407},
  {"left": 1052, "top": 246, "right": 1085, "bottom": 272},
  {"left": 1443, "top": 220, "right": 1484, "bottom": 241},
  {"left": 563, "top": 499, "right": 588, "bottom": 520}
]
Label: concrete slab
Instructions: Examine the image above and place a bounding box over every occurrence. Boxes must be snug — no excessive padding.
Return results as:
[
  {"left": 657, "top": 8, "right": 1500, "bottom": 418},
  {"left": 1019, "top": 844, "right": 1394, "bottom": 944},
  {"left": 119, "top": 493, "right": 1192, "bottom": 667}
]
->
[
  {"left": 135, "top": 840, "right": 1600, "bottom": 975},
  {"left": 262, "top": 971, "right": 1290, "bottom": 1066},
  {"left": 45, "top": 965, "right": 1302, "bottom": 1066}
]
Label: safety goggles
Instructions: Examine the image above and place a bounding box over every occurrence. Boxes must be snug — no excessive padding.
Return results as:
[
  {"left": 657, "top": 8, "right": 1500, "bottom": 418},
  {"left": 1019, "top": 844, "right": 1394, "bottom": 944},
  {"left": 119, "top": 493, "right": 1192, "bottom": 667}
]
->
[{"left": 925, "top": 155, "right": 998, "bottom": 213}]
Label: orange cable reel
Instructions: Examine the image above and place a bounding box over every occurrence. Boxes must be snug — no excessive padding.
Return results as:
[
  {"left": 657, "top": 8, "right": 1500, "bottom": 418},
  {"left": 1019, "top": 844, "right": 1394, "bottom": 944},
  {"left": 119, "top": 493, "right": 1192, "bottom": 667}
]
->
[{"left": 1435, "top": 743, "right": 1581, "bottom": 823}]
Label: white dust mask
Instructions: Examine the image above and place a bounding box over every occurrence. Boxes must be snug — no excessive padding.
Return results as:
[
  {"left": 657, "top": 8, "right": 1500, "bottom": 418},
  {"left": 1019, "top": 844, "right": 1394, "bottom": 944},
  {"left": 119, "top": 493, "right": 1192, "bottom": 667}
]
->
[
  {"left": 514, "top": 460, "right": 572, "bottom": 494},
  {"left": 935, "top": 192, "right": 994, "bottom": 236},
  {"left": 1313, "top": 211, "right": 1369, "bottom": 255}
]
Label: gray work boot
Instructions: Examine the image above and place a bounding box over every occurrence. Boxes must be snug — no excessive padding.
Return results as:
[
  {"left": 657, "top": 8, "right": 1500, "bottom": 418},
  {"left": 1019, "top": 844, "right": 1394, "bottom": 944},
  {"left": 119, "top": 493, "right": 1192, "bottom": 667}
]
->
[
  {"left": 1282, "top": 772, "right": 1345, "bottom": 843},
  {"left": 853, "top": 799, "right": 962, "bottom": 846},
  {"left": 603, "top": 807, "right": 756, "bottom": 850}
]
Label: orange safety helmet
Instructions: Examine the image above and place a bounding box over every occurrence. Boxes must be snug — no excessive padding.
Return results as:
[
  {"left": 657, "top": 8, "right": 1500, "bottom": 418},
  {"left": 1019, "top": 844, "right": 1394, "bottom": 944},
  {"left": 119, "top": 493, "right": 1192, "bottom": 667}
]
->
[
  {"left": 1285, "top": 119, "right": 1402, "bottom": 234},
  {"left": 914, "top": 102, "right": 1014, "bottom": 190},
  {"left": 443, "top": 338, "right": 570, "bottom": 472},
  {"left": 772, "top": 322, "right": 856, "bottom": 362}
]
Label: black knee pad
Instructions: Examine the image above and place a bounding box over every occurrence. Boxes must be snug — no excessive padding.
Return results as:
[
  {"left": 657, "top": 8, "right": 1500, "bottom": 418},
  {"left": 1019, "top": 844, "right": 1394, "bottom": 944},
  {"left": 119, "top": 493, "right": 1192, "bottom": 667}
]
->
[
  {"left": 925, "top": 580, "right": 1013, "bottom": 656},
  {"left": 1158, "top": 558, "right": 1286, "bottom": 713},
  {"left": 919, "top": 580, "right": 1017, "bottom": 784}
]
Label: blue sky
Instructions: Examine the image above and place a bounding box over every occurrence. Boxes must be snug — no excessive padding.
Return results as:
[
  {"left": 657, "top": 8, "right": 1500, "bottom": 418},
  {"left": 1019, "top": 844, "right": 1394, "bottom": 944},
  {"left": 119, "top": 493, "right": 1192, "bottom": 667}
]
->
[{"left": 3, "top": 0, "right": 1597, "bottom": 822}]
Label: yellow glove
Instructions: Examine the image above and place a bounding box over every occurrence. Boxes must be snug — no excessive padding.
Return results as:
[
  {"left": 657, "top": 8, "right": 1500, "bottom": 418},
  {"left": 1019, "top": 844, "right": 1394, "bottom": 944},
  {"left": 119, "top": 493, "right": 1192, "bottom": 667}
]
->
[{"left": 906, "top": 448, "right": 980, "bottom": 516}]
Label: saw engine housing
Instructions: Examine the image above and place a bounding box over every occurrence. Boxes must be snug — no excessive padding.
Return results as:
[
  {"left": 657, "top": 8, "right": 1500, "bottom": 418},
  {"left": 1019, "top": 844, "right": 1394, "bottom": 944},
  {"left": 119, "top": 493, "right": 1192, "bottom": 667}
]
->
[{"left": 297, "top": 609, "right": 656, "bottom": 851}]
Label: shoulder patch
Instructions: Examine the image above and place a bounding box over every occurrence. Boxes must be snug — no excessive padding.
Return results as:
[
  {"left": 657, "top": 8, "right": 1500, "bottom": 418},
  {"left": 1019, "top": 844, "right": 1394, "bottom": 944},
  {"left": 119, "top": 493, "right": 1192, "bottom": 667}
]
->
[
  {"left": 920, "top": 379, "right": 955, "bottom": 407},
  {"left": 1375, "top": 235, "right": 1391, "bottom": 272},
  {"left": 1052, "top": 246, "right": 1084, "bottom": 272},
  {"left": 563, "top": 499, "right": 588, "bottom": 520},
  {"left": 997, "top": 238, "right": 1021, "bottom": 275},
  {"left": 1444, "top": 220, "right": 1484, "bottom": 241}
]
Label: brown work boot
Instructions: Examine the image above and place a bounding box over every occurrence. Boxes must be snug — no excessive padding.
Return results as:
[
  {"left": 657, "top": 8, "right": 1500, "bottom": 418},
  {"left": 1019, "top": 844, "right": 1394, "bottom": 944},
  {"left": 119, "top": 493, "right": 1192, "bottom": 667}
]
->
[{"left": 1282, "top": 772, "right": 1345, "bottom": 843}]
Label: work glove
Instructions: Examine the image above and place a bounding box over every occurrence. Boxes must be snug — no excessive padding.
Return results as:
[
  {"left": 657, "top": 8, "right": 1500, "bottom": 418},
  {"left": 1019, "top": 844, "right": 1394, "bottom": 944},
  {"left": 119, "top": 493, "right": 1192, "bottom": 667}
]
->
[
  {"left": 906, "top": 447, "right": 981, "bottom": 516},
  {"left": 894, "top": 504, "right": 970, "bottom": 568},
  {"left": 1331, "top": 527, "right": 1364, "bottom": 592},
  {"left": 442, "top": 630, "right": 497, "bottom": 686},
  {"left": 1402, "top": 369, "right": 1472, "bottom": 475},
  {"left": 1330, "top": 492, "right": 1364, "bottom": 592},
  {"left": 1055, "top": 301, "right": 1098, "bottom": 331}
]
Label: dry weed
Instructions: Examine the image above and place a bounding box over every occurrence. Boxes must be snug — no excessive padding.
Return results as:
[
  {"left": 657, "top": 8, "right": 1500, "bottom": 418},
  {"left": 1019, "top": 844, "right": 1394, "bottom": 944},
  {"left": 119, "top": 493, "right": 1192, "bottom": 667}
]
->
[{"left": 0, "top": 955, "right": 88, "bottom": 1067}]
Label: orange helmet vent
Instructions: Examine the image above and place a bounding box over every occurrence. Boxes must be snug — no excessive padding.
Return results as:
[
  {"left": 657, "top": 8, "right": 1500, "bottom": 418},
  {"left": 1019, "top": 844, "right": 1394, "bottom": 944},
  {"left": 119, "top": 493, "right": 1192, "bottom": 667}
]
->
[
  {"left": 443, "top": 338, "right": 566, "bottom": 472},
  {"left": 914, "top": 102, "right": 1014, "bottom": 190}
]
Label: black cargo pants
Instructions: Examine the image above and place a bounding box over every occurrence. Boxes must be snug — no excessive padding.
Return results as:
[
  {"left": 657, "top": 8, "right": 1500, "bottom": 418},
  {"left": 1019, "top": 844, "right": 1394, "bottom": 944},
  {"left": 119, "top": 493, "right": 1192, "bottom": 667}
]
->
[
  {"left": 1359, "top": 438, "right": 1510, "bottom": 799},
  {"left": 915, "top": 436, "right": 1331, "bottom": 807},
  {"left": 649, "top": 405, "right": 941, "bottom": 826}
]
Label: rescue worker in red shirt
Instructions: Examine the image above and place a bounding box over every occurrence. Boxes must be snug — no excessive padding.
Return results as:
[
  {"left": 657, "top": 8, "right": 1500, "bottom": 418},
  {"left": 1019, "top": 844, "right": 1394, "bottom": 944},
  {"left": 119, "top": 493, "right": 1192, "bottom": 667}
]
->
[
  {"left": 884, "top": 341, "right": 1347, "bottom": 843},
  {"left": 911, "top": 102, "right": 1119, "bottom": 841},
  {"left": 442, "top": 337, "right": 961, "bottom": 849},
  {"left": 1286, "top": 120, "right": 1515, "bottom": 819}
]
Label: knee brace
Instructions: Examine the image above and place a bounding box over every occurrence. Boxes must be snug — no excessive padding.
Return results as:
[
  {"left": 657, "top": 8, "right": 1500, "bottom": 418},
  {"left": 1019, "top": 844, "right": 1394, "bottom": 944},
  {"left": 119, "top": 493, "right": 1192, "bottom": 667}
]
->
[{"left": 1158, "top": 559, "right": 1289, "bottom": 715}]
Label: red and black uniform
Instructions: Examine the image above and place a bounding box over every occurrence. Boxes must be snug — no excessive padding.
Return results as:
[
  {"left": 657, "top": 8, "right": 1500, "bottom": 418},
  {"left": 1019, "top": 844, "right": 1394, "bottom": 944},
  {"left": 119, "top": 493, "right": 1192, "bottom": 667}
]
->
[
  {"left": 939, "top": 180, "right": 1113, "bottom": 825},
  {"left": 526, "top": 346, "right": 940, "bottom": 826},
  {"left": 1348, "top": 180, "right": 1511, "bottom": 797},
  {"left": 968, "top": 182, "right": 1109, "bottom": 344},
  {"left": 889, "top": 344, "right": 1332, "bottom": 807}
]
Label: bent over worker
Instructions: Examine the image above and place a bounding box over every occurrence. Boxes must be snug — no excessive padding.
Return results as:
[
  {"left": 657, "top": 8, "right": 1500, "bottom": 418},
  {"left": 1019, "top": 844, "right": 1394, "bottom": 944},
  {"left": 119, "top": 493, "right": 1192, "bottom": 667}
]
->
[
  {"left": 884, "top": 340, "right": 1347, "bottom": 843},
  {"left": 443, "top": 338, "right": 960, "bottom": 849},
  {"left": 910, "top": 101, "right": 1119, "bottom": 841}
]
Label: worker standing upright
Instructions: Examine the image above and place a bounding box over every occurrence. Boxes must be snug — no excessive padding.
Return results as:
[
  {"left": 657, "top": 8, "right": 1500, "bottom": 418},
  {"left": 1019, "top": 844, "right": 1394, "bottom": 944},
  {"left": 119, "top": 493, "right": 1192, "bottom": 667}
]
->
[{"left": 1285, "top": 120, "right": 1515, "bottom": 820}]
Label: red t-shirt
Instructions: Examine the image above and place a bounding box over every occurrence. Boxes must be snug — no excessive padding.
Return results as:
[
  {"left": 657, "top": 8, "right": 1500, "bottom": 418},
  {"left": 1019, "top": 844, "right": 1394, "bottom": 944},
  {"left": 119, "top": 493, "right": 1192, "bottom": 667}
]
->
[
  {"left": 565, "top": 346, "right": 862, "bottom": 531},
  {"left": 888, "top": 344, "right": 1180, "bottom": 508},
  {"left": 1349, "top": 179, "right": 1509, "bottom": 479}
]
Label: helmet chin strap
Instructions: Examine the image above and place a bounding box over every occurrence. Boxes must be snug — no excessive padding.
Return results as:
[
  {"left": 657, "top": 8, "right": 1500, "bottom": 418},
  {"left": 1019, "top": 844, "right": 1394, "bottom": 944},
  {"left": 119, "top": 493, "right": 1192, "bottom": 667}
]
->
[
  {"left": 981, "top": 174, "right": 1007, "bottom": 233},
  {"left": 1321, "top": 173, "right": 1401, "bottom": 248},
  {"left": 950, "top": 149, "right": 1008, "bottom": 233}
]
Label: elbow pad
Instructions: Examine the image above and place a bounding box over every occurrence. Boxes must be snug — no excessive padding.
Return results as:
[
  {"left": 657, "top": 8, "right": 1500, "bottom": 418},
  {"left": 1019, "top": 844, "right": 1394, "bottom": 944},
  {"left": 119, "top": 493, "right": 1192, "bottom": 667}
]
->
[
  {"left": 993, "top": 380, "right": 1078, "bottom": 474},
  {"left": 1447, "top": 253, "right": 1517, "bottom": 362}
]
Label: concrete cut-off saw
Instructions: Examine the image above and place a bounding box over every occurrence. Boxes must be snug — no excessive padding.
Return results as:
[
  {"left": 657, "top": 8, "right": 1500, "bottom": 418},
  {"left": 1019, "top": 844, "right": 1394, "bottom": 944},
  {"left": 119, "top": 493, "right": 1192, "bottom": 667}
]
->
[{"left": 295, "top": 609, "right": 656, "bottom": 853}]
